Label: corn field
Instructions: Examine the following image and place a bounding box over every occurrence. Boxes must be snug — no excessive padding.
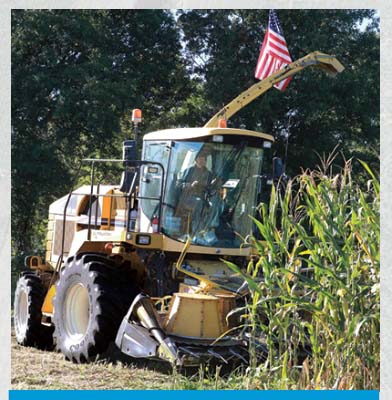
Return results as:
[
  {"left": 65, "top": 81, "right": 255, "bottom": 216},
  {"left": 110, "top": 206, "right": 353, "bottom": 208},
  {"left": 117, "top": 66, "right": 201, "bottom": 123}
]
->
[{"left": 226, "top": 157, "right": 380, "bottom": 389}]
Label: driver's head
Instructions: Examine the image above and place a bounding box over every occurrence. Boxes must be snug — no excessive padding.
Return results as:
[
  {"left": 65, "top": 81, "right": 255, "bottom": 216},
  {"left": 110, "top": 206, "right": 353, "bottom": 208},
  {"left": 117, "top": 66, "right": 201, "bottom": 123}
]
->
[{"left": 195, "top": 154, "right": 207, "bottom": 168}]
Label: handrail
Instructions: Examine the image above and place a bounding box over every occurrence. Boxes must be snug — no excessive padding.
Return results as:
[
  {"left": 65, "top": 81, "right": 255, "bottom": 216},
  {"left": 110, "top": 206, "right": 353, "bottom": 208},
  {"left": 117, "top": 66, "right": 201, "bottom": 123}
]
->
[{"left": 56, "top": 158, "right": 165, "bottom": 267}]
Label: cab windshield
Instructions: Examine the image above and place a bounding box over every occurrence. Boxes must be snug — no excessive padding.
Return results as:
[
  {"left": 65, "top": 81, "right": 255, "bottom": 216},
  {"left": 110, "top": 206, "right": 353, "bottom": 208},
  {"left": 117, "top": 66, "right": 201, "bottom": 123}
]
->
[{"left": 162, "top": 139, "right": 264, "bottom": 248}]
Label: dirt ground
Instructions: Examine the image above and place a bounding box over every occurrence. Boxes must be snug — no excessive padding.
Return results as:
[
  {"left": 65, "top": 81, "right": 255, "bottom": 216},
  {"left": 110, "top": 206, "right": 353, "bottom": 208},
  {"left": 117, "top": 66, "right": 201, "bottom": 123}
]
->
[{"left": 11, "top": 334, "right": 177, "bottom": 390}]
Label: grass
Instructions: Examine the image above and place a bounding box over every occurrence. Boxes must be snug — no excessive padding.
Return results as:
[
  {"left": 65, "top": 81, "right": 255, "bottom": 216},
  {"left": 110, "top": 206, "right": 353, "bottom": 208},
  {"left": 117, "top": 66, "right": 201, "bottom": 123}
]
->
[
  {"left": 12, "top": 335, "right": 259, "bottom": 390},
  {"left": 12, "top": 335, "right": 176, "bottom": 390}
]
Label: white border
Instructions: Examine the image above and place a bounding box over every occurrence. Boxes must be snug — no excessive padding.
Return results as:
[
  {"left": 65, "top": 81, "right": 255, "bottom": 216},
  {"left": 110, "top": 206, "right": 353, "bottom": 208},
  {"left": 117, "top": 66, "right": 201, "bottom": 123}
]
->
[
  {"left": 0, "top": 5, "right": 11, "bottom": 400},
  {"left": 1, "top": 2, "right": 387, "bottom": 400}
]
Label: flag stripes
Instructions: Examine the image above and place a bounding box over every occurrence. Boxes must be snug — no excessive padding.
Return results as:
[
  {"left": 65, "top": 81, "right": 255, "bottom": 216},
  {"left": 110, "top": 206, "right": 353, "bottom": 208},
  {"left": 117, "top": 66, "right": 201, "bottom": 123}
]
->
[{"left": 254, "top": 10, "right": 292, "bottom": 91}]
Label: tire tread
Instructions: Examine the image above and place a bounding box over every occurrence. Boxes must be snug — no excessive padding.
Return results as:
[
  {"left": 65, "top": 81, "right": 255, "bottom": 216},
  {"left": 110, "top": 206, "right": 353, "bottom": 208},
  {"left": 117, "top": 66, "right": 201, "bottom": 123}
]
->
[{"left": 53, "top": 253, "right": 137, "bottom": 363}]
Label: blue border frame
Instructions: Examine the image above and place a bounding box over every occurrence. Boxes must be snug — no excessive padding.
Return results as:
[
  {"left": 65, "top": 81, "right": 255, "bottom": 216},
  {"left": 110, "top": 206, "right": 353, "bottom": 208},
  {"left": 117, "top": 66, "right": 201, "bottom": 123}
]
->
[{"left": 9, "top": 390, "right": 379, "bottom": 400}]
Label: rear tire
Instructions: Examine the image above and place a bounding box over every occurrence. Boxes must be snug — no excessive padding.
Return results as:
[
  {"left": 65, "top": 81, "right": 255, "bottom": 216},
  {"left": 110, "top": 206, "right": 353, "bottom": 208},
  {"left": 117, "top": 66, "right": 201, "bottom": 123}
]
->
[
  {"left": 13, "top": 273, "right": 54, "bottom": 350},
  {"left": 53, "top": 253, "right": 137, "bottom": 363}
]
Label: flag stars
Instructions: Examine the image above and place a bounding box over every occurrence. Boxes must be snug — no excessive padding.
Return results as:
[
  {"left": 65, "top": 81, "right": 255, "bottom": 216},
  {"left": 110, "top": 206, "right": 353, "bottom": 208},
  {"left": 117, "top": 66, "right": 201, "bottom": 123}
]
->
[{"left": 269, "top": 10, "right": 284, "bottom": 35}]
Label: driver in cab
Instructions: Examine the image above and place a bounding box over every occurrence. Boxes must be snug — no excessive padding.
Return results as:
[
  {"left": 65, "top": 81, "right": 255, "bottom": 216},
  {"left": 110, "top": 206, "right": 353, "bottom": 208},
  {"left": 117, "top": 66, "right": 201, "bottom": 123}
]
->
[
  {"left": 175, "top": 149, "right": 216, "bottom": 238},
  {"left": 178, "top": 151, "right": 213, "bottom": 196}
]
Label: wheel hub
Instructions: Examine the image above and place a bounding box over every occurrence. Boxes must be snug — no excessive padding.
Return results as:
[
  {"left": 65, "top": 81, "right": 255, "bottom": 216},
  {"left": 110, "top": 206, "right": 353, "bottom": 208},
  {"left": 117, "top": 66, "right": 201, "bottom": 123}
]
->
[
  {"left": 16, "top": 289, "right": 28, "bottom": 336},
  {"left": 64, "top": 283, "right": 90, "bottom": 343}
]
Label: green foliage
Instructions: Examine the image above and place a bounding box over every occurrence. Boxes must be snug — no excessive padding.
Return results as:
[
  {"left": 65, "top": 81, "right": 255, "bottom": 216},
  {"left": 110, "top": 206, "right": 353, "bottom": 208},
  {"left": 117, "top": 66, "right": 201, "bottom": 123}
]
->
[
  {"left": 12, "top": 9, "right": 191, "bottom": 255},
  {"left": 178, "top": 9, "right": 379, "bottom": 173},
  {"left": 10, "top": 9, "right": 380, "bottom": 389},
  {"left": 11, "top": 11, "right": 379, "bottom": 347},
  {"left": 226, "top": 158, "right": 379, "bottom": 389}
]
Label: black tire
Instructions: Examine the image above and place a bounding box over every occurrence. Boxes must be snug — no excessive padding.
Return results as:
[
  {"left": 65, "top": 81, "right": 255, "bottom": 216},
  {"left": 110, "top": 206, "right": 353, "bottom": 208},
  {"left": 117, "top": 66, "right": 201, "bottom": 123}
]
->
[
  {"left": 13, "top": 273, "right": 54, "bottom": 350},
  {"left": 53, "top": 253, "right": 137, "bottom": 363}
]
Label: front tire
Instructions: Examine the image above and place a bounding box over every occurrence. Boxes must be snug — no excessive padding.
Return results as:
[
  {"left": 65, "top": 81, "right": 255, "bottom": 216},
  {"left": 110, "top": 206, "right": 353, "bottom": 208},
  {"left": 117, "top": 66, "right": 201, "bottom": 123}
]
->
[
  {"left": 53, "top": 253, "right": 136, "bottom": 363},
  {"left": 13, "top": 273, "right": 54, "bottom": 350}
]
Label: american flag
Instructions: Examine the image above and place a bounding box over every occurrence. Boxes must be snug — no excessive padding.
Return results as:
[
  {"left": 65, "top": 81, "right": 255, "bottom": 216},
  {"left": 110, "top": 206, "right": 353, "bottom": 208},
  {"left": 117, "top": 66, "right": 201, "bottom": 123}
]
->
[{"left": 254, "top": 10, "right": 292, "bottom": 91}]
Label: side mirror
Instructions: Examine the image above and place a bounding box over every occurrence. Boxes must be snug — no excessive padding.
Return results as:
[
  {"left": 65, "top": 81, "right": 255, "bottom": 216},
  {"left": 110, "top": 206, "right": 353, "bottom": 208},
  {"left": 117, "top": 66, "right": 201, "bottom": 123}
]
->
[{"left": 272, "top": 157, "right": 284, "bottom": 180}]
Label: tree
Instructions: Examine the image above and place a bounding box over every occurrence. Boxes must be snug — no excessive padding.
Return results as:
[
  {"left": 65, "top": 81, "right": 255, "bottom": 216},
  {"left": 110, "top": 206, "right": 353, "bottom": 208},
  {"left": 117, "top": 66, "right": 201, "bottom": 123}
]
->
[
  {"left": 12, "top": 9, "right": 191, "bottom": 256},
  {"left": 11, "top": 9, "right": 380, "bottom": 261},
  {"left": 177, "top": 9, "right": 379, "bottom": 174}
]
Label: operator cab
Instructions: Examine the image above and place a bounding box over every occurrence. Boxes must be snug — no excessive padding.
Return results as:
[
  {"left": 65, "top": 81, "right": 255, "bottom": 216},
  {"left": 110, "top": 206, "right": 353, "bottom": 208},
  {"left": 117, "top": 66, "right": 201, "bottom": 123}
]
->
[{"left": 138, "top": 127, "right": 274, "bottom": 248}]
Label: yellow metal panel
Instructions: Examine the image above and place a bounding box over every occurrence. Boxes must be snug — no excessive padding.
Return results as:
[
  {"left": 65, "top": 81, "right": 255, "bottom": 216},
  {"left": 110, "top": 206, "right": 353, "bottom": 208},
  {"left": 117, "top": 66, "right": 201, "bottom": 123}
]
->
[
  {"left": 76, "top": 229, "right": 249, "bottom": 256},
  {"left": 161, "top": 234, "right": 251, "bottom": 256},
  {"left": 46, "top": 240, "right": 52, "bottom": 251},
  {"left": 121, "top": 231, "right": 164, "bottom": 249},
  {"left": 163, "top": 293, "right": 235, "bottom": 339},
  {"left": 143, "top": 127, "right": 274, "bottom": 142},
  {"left": 90, "top": 230, "right": 125, "bottom": 242},
  {"left": 131, "top": 232, "right": 238, "bottom": 253},
  {"left": 41, "top": 285, "right": 56, "bottom": 315}
]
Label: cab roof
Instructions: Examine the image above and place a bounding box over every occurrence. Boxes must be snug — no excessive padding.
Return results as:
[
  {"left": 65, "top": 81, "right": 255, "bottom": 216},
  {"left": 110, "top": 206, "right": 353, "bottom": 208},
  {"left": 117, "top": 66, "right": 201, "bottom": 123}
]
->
[{"left": 142, "top": 127, "right": 274, "bottom": 142}]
